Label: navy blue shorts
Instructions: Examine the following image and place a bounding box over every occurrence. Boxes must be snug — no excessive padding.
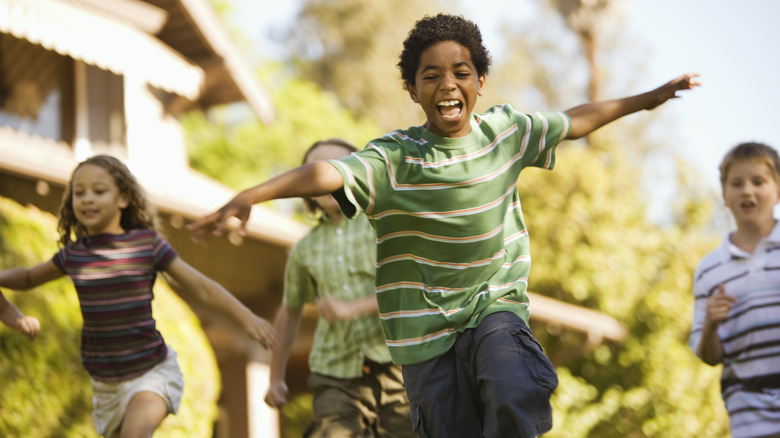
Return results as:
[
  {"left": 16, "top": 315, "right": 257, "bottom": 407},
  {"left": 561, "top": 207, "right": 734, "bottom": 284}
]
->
[{"left": 401, "top": 312, "right": 558, "bottom": 438}]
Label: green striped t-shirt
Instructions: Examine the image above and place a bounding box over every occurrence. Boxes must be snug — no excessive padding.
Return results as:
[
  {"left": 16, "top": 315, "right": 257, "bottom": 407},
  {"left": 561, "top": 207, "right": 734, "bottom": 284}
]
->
[
  {"left": 329, "top": 104, "right": 570, "bottom": 365},
  {"left": 283, "top": 213, "right": 391, "bottom": 378}
]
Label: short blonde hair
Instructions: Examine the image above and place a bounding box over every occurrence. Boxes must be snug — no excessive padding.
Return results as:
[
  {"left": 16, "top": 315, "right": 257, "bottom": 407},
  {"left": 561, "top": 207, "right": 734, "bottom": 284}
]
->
[{"left": 719, "top": 142, "right": 780, "bottom": 188}]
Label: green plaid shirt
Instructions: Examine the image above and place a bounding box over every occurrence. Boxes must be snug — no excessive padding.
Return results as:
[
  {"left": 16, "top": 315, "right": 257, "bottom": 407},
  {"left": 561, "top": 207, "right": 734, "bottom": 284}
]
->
[{"left": 283, "top": 213, "right": 390, "bottom": 378}]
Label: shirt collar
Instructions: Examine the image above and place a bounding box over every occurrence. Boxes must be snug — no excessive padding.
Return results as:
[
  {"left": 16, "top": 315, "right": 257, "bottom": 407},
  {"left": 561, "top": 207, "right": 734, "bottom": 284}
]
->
[{"left": 719, "top": 219, "right": 780, "bottom": 260}]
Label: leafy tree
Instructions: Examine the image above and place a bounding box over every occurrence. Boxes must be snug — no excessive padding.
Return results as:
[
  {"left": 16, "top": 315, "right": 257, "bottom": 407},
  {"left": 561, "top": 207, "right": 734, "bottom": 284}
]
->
[
  {"left": 281, "top": 0, "right": 449, "bottom": 133},
  {"left": 546, "top": 0, "right": 623, "bottom": 102},
  {"left": 487, "top": 1, "right": 730, "bottom": 435},
  {"left": 519, "top": 144, "right": 727, "bottom": 437},
  {"left": 0, "top": 197, "right": 220, "bottom": 437},
  {"left": 194, "top": 0, "right": 732, "bottom": 435},
  {"left": 185, "top": 62, "right": 379, "bottom": 196}
]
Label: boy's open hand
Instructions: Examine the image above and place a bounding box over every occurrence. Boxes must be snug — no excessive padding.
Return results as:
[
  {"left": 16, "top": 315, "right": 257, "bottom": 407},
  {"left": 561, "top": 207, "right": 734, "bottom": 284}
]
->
[
  {"left": 186, "top": 191, "right": 254, "bottom": 244},
  {"left": 646, "top": 73, "right": 702, "bottom": 110}
]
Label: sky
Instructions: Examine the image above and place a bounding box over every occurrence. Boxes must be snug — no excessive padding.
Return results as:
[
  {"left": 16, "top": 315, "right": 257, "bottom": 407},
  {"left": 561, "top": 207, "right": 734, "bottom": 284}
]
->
[{"left": 228, "top": 0, "right": 780, "bottom": 203}]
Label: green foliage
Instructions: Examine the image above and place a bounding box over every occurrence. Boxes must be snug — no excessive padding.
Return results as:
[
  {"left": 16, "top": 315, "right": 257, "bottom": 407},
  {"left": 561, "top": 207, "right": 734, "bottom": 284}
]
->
[
  {"left": 184, "top": 63, "right": 380, "bottom": 193},
  {"left": 195, "top": 1, "right": 732, "bottom": 436},
  {"left": 0, "top": 197, "right": 219, "bottom": 437},
  {"left": 284, "top": 0, "right": 444, "bottom": 133},
  {"left": 517, "top": 144, "right": 728, "bottom": 437}
]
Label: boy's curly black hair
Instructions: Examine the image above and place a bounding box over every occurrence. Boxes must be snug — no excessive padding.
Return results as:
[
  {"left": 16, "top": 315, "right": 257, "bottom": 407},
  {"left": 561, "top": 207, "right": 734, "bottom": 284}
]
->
[{"left": 397, "top": 14, "right": 492, "bottom": 87}]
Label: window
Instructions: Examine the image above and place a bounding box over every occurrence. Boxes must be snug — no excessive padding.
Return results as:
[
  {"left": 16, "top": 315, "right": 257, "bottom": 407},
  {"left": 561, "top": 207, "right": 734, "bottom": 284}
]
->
[
  {"left": 0, "top": 33, "right": 74, "bottom": 143},
  {"left": 0, "top": 33, "right": 127, "bottom": 154},
  {"left": 85, "top": 63, "right": 126, "bottom": 156}
]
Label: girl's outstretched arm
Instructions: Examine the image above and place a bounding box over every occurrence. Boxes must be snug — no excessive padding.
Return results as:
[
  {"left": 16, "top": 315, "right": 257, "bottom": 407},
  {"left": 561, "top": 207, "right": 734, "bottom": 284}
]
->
[
  {"left": 0, "top": 291, "right": 40, "bottom": 340},
  {"left": 187, "top": 161, "right": 344, "bottom": 242},
  {"left": 162, "top": 258, "right": 276, "bottom": 349},
  {"left": 0, "top": 260, "right": 64, "bottom": 290},
  {"left": 565, "top": 73, "right": 701, "bottom": 140}
]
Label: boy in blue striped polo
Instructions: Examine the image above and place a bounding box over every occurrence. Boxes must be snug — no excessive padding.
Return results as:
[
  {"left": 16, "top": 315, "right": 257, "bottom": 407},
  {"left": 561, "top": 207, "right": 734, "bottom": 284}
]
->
[
  {"left": 690, "top": 142, "right": 780, "bottom": 438},
  {"left": 190, "top": 13, "right": 699, "bottom": 438}
]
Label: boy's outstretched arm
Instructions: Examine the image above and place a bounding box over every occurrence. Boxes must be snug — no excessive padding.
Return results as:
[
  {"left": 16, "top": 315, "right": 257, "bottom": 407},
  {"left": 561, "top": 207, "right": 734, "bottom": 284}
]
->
[
  {"left": 565, "top": 73, "right": 701, "bottom": 139},
  {"left": 187, "top": 161, "right": 344, "bottom": 242}
]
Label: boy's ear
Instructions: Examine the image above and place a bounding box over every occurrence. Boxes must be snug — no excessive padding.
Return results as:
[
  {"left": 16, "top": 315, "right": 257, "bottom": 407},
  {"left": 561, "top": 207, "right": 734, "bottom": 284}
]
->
[
  {"left": 477, "top": 74, "right": 486, "bottom": 96},
  {"left": 406, "top": 82, "right": 419, "bottom": 103}
]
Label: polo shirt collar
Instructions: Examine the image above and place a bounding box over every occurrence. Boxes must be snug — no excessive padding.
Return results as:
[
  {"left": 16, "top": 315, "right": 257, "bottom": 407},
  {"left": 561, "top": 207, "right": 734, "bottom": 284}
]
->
[{"left": 720, "top": 219, "right": 780, "bottom": 260}]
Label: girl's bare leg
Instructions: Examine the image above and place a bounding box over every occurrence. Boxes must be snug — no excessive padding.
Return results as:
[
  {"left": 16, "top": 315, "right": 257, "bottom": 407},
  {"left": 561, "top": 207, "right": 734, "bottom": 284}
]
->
[{"left": 118, "top": 391, "right": 168, "bottom": 438}]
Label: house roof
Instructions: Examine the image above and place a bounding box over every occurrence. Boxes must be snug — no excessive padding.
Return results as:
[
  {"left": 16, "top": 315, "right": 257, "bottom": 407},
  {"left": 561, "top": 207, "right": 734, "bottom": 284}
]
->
[
  {"left": 0, "top": 0, "right": 274, "bottom": 122},
  {"left": 146, "top": 0, "right": 275, "bottom": 123}
]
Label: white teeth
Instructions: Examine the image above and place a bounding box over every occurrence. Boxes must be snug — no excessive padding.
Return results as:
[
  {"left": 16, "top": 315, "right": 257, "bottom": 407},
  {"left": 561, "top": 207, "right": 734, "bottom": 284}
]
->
[{"left": 438, "top": 100, "right": 460, "bottom": 107}]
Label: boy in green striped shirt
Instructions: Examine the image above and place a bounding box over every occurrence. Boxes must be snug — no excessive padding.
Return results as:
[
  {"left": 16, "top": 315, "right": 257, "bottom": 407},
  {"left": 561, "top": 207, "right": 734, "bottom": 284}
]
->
[{"left": 190, "top": 13, "right": 699, "bottom": 438}]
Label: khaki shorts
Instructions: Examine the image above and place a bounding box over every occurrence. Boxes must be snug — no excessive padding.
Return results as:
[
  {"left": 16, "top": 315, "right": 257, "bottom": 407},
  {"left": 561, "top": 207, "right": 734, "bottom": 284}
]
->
[{"left": 91, "top": 348, "right": 183, "bottom": 437}]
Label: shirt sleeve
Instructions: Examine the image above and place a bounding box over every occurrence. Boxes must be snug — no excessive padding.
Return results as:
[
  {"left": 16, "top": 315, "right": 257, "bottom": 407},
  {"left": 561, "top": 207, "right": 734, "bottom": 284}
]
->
[
  {"left": 328, "top": 145, "right": 389, "bottom": 219},
  {"left": 152, "top": 232, "right": 178, "bottom": 271},
  {"left": 688, "top": 265, "right": 709, "bottom": 354},
  {"left": 282, "top": 242, "right": 317, "bottom": 308},
  {"left": 51, "top": 248, "right": 66, "bottom": 273},
  {"left": 515, "top": 109, "right": 571, "bottom": 171}
]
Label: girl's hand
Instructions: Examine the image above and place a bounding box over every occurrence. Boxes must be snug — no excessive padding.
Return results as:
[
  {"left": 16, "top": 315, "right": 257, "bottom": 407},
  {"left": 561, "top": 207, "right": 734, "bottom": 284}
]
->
[
  {"left": 243, "top": 314, "right": 277, "bottom": 350},
  {"left": 17, "top": 315, "right": 40, "bottom": 340}
]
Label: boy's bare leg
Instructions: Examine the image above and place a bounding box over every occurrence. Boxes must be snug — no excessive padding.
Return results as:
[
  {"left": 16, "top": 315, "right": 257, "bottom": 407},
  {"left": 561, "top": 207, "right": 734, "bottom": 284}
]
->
[{"left": 119, "top": 391, "right": 168, "bottom": 438}]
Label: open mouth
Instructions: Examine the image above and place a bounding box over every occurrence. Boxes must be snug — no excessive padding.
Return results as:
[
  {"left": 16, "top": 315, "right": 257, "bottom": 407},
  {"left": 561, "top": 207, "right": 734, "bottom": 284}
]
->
[
  {"left": 740, "top": 200, "right": 756, "bottom": 210},
  {"left": 437, "top": 99, "right": 463, "bottom": 120}
]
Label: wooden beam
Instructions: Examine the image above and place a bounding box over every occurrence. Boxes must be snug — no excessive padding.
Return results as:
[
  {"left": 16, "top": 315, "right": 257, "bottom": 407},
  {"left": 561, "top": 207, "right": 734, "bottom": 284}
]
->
[{"left": 527, "top": 292, "right": 628, "bottom": 344}]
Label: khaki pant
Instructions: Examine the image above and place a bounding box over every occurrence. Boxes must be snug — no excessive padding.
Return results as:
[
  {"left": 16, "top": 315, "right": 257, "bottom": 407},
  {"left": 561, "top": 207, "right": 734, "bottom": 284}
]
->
[{"left": 306, "top": 361, "right": 413, "bottom": 438}]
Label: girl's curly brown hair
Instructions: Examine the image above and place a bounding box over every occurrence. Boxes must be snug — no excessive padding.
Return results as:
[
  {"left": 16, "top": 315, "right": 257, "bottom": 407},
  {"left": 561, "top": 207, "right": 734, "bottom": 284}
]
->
[
  {"left": 57, "top": 155, "right": 159, "bottom": 246},
  {"left": 397, "top": 13, "right": 492, "bottom": 87}
]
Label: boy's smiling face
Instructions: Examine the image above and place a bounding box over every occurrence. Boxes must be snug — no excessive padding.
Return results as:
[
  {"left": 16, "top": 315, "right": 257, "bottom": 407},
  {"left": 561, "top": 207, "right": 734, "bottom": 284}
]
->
[{"left": 406, "top": 40, "right": 486, "bottom": 138}]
